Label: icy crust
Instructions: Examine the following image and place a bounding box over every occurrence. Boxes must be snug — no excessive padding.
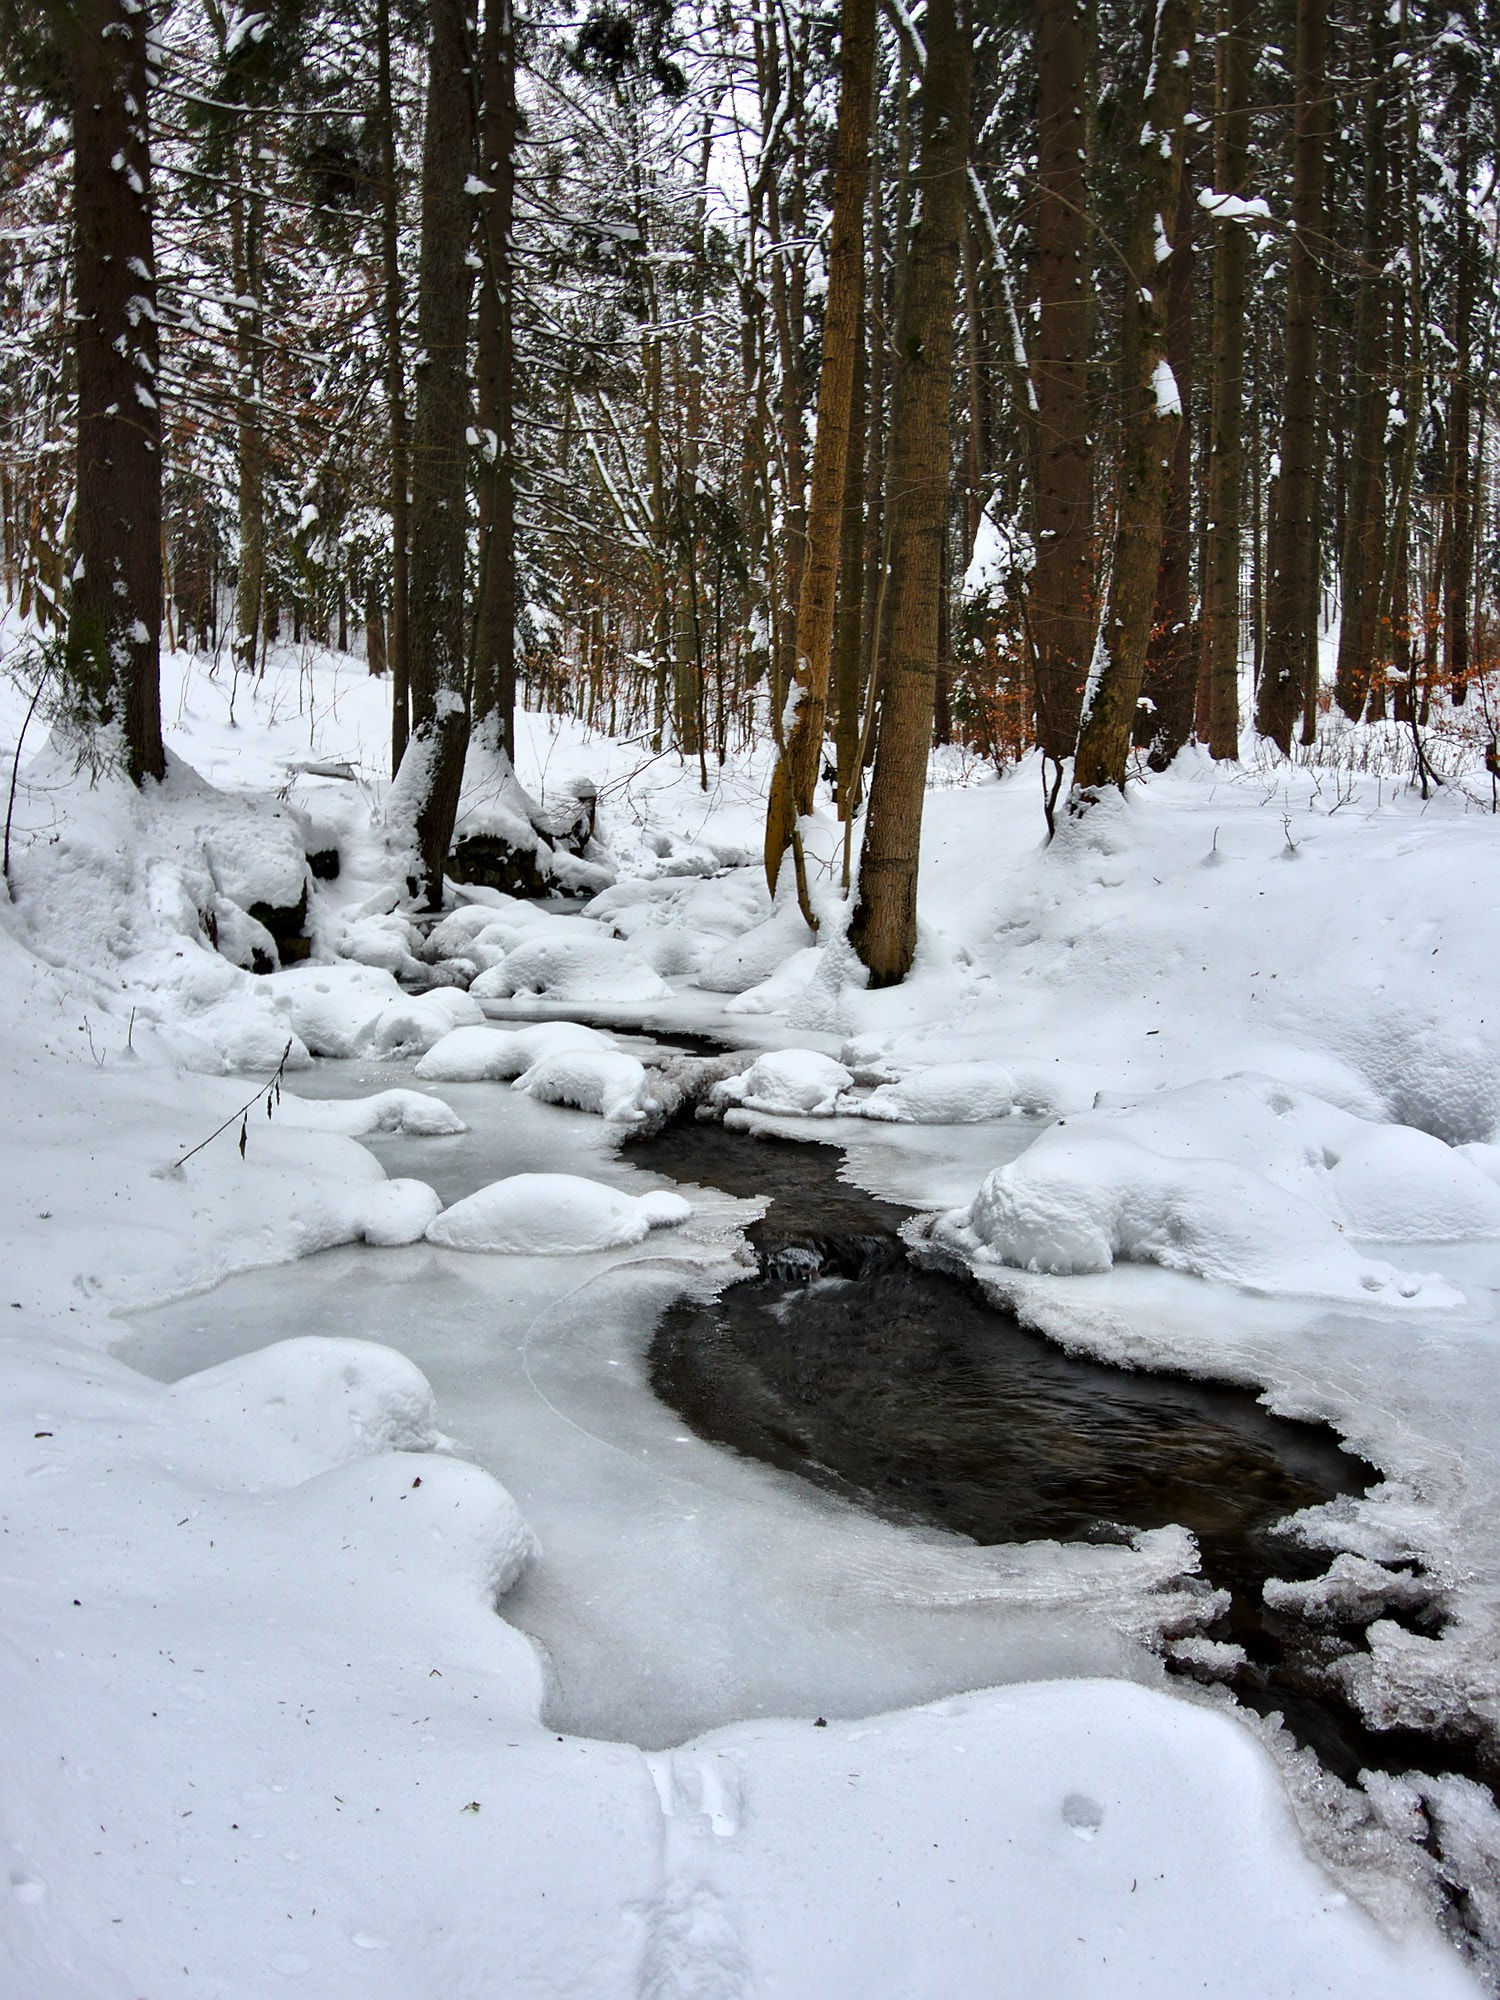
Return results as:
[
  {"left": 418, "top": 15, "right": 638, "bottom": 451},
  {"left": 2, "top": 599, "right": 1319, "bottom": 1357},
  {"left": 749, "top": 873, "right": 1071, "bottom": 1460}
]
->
[
  {"left": 427, "top": 1172, "right": 691, "bottom": 1253},
  {"left": 926, "top": 1076, "right": 1476, "bottom": 1304}
]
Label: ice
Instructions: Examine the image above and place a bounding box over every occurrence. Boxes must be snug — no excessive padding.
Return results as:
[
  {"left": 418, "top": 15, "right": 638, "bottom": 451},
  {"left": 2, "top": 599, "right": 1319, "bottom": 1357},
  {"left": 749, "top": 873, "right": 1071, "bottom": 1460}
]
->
[
  {"left": 712, "top": 1048, "right": 854, "bottom": 1118},
  {"left": 414, "top": 1019, "right": 613, "bottom": 1082},
  {"left": 427, "top": 1171, "right": 691, "bottom": 1253}
]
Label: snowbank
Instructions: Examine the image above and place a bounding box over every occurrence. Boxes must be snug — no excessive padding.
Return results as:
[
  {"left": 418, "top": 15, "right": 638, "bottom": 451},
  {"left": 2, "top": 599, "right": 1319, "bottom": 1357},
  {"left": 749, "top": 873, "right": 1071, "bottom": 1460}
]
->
[
  {"left": 929, "top": 1077, "right": 1464, "bottom": 1303},
  {"left": 426, "top": 1172, "right": 691, "bottom": 1253}
]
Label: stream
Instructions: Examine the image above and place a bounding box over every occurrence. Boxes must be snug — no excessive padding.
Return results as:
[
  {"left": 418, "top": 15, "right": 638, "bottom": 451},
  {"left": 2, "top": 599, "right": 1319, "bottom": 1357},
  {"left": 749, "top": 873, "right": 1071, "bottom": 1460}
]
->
[{"left": 115, "top": 1043, "right": 1490, "bottom": 1798}]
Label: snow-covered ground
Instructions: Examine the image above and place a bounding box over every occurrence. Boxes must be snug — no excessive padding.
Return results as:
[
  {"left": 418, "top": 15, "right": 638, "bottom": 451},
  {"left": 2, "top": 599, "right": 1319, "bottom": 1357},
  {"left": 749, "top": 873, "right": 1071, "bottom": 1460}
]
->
[{"left": 1, "top": 629, "right": 1498, "bottom": 1994}]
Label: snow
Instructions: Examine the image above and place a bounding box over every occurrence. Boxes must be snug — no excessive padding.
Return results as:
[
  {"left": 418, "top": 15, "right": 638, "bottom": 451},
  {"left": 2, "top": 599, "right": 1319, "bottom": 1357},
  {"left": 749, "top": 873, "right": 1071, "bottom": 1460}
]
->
[
  {"left": 413, "top": 1019, "right": 613, "bottom": 1082},
  {"left": 0, "top": 633, "right": 1496, "bottom": 1993},
  {"left": 426, "top": 1172, "right": 692, "bottom": 1252},
  {"left": 511, "top": 1045, "right": 664, "bottom": 1125},
  {"left": 927, "top": 1075, "right": 1464, "bottom": 1302},
  {"left": 712, "top": 1047, "right": 854, "bottom": 1117},
  {"left": 475, "top": 930, "right": 673, "bottom": 1003}
]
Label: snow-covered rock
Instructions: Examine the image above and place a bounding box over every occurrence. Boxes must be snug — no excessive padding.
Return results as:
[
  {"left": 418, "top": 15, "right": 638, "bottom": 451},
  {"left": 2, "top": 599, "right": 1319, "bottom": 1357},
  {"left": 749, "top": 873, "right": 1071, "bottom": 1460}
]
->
[
  {"left": 426, "top": 1172, "right": 690, "bottom": 1253},
  {"left": 712, "top": 1049, "right": 854, "bottom": 1119},
  {"left": 278, "top": 1088, "right": 467, "bottom": 1137},
  {"left": 479, "top": 932, "right": 672, "bottom": 1004},
  {"left": 511, "top": 1048, "right": 663, "bottom": 1126},
  {"left": 930, "top": 1078, "right": 1462, "bottom": 1304},
  {"left": 861, "top": 1061, "right": 1020, "bottom": 1123},
  {"left": 414, "top": 1020, "right": 613, "bottom": 1084}
]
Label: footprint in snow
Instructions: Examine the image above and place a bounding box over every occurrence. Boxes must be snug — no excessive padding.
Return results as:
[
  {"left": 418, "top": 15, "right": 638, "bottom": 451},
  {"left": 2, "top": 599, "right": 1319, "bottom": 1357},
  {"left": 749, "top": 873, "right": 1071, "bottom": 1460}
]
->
[{"left": 1062, "top": 1793, "right": 1104, "bottom": 1840}]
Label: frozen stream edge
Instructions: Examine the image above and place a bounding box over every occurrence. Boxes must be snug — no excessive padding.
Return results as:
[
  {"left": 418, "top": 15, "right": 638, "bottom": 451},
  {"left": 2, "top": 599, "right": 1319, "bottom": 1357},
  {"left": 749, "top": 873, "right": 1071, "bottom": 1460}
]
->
[
  {"left": 118, "top": 1062, "right": 1220, "bottom": 1751},
  {"left": 111, "top": 1054, "right": 1497, "bottom": 1993}
]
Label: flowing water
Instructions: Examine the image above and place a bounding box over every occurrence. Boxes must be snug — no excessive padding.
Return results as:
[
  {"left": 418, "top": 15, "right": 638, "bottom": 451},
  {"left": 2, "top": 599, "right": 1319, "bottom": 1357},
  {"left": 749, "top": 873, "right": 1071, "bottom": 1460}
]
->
[{"left": 638, "top": 1118, "right": 1488, "bottom": 1793}]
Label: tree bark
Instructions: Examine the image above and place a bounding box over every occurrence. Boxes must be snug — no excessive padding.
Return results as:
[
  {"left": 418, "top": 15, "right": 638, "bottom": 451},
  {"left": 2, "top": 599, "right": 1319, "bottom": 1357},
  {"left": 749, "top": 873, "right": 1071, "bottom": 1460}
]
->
[
  {"left": 764, "top": 0, "right": 876, "bottom": 891},
  {"left": 1332, "top": 0, "right": 1392, "bottom": 719},
  {"left": 376, "top": 0, "right": 412, "bottom": 773},
  {"left": 849, "top": 0, "right": 971, "bottom": 985},
  {"left": 1029, "top": 0, "right": 1093, "bottom": 762},
  {"left": 1137, "top": 147, "right": 1199, "bottom": 768},
  {"left": 66, "top": 0, "right": 164, "bottom": 784},
  {"left": 230, "top": 118, "right": 264, "bottom": 683},
  {"left": 397, "top": 0, "right": 475, "bottom": 908},
  {"left": 1072, "top": 0, "right": 1199, "bottom": 795},
  {"left": 1256, "top": 0, "right": 1327, "bottom": 749},
  {"left": 1201, "top": 0, "right": 1251, "bottom": 759},
  {"left": 1444, "top": 59, "right": 1474, "bottom": 706},
  {"left": 471, "top": 0, "right": 518, "bottom": 758}
]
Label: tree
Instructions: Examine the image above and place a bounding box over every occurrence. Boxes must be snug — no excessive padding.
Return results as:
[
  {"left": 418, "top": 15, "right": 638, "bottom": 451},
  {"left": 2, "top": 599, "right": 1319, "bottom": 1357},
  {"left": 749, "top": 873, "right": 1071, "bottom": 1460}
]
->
[
  {"left": 848, "top": 0, "right": 971, "bottom": 985},
  {"left": 1072, "top": 0, "right": 1199, "bottom": 796},
  {"left": 1256, "top": 0, "right": 1327, "bottom": 751},
  {"left": 1028, "top": 0, "right": 1093, "bottom": 769},
  {"left": 392, "top": 0, "right": 475, "bottom": 908},
  {"left": 1200, "top": 0, "right": 1252, "bottom": 760},
  {"left": 763, "top": 0, "right": 876, "bottom": 898},
  {"left": 64, "top": 0, "right": 166, "bottom": 783}
]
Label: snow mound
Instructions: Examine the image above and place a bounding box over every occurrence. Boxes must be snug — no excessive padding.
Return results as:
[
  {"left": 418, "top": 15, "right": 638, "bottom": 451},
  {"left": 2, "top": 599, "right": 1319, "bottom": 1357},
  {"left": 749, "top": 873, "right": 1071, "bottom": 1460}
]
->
[
  {"left": 712, "top": 1049, "right": 853, "bottom": 1118},
  {"left": 696, "top": 895, "right": 817, "bottom": 995},
  {"left": 171, "top": 1335, "right": 444, "bottom": 1469},
  {"left": 264, "top": 963, "right": 481, "bottom": 1059},
  {"left": 512, "top": 1048, "right": 662, "bottom": 1126},
  {"left": 366, "top": 987, "right": 484, "bottom": 1056},
  {"left": 426, "top": 1172, "right": 691, "bottom": 1253},
  {"left": 337, "top": 912, "right": 427, "bottom": 981},
  {"left": 279, "top": 1089, "right": 467, "bottom": 1137},
  {"left": 1329, "top": 1126, "right": 1500, "bottom": 1240},
  {"left": 350, "top": 1177, "right": 444, "bottom": 1245},
  {"left": 414, "top": 1020, "right": 613, "bottom": 1083},
  {"left": 931, "top": 1078, "right": 1462, "bottom": 1304},
  {"left": 861, "top": 1061, "right": 1021, "bottom": 1123},
  {"left": 477, "top": 932, "right": 672, "bottom": 1004}
]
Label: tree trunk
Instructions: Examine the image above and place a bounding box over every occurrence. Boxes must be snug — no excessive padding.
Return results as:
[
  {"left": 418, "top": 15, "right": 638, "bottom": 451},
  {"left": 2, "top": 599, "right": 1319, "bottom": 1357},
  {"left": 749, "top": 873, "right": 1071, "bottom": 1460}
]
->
[
  {"left": 471, "top": 0, "right": 518, "bottom": 759},
  {"left": 1256, "top": 0, "right": 1327, "bottom": 750},
  {"left": 834, "top": 312, "right": 868, "bottom": 824},
  {"left": 1138, "top": 147, "right": 1199, "bottom": 768},
  {"left": 231, "top": 120, "right": 265, "bottom": 685},
  {"left": 1072, "top": 0, "right": 1199, "bottom": 796},
  {"left": 1201, "top": 0, "right": 1251, "bottom": 759},
  {"left": 764, "top": 0, "right": 876, "bottom": 890},
  {"left": 849, "top": 0, "right": 971, "bottom": 985},
  {"left": 396, "top": 0, "right": 475, "bottom": 909},
  {"left": 1332, "top": 0, "right": 1391, "bottom": 719},
  {"left": 366, "top": 579, "right": 388, "bottom": 676},
  {"left": 66, "top": 0, "right": 164, "bottom": 784},
  {"left": 377, "top": 0, "right": 412, "bottom": 774},
  {"left": 1029, "top": 0, "right": 1093, "bottom": 763},
  {"left": 1445, "top": 62, "right": 1474, "bottom": 706}
]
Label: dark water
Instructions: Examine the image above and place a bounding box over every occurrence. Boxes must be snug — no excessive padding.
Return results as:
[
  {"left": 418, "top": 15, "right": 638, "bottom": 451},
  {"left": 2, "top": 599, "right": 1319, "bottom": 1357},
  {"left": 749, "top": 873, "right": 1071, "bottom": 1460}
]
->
[{"left": 637, "top": 1119, "right": 1490, "bottom": 1794}]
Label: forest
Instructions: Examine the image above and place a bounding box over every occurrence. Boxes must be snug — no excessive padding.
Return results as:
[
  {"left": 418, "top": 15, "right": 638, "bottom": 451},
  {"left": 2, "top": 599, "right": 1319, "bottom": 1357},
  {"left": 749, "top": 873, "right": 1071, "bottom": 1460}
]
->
[
  {"left": 5, "top": 0, "right": 1500, "bottom": 1996},
  {"left": 5, "top": 0, "right": 1499, "bottom": 963}
]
